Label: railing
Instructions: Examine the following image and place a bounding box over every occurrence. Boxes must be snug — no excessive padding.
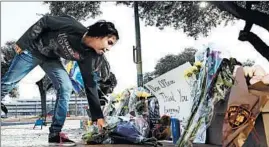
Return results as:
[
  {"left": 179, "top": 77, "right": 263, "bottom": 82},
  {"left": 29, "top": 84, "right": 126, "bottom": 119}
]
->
[{"left": 3, "top": 98, "right": 89, "bottom": 117}]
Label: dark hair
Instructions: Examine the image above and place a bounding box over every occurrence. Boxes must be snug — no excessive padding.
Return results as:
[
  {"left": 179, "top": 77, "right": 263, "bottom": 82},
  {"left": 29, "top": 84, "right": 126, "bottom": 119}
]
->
[{"left": 86, "top": 20, "right": 119, "bottom": 40}]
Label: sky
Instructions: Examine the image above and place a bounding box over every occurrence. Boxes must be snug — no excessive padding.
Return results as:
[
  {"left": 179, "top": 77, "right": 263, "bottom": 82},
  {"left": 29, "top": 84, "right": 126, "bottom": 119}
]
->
[{"left": 1, "top": 2, "right": 269, "bottom": 99}]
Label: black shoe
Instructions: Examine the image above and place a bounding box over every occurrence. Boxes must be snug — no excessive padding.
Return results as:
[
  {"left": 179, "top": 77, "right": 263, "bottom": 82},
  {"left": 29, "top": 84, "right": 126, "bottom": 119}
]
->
[{"left": 48, "top": 132, "right": 76, "bottom": 146}]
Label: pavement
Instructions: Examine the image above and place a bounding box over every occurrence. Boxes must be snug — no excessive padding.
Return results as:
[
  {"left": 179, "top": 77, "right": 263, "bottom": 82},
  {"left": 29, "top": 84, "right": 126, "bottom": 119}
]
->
[
  {"left": 1, "top": 120, "right": 84, "bottom": 147},
  {"left": 1, "top": 119, "right": 171, "bottom": 147},
  {"left": 1, "top": 118, "right": 220, "bottom": 147}
]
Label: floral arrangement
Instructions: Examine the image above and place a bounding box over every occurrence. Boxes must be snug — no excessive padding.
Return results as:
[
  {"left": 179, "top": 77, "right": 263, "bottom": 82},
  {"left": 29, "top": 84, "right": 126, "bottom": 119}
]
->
[
  {"left": 177, "top": 48, "right": 238, "bottom": 147},
  {"left": 184, "top": 61, "right": 203, "bottom": 79}
]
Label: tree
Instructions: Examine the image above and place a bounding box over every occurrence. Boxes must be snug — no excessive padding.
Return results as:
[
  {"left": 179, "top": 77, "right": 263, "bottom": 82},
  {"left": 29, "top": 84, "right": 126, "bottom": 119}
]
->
[
  {"left": 211, "top": 2, "right": 269, "bottom": 32},
  {"left": 211, "top": 2, "right": 269, "bottom": 61},
  {"left": 242, "top": 59, "right": 255, "bottom": 67},
  {"left": 154, "top": 48, "right": 197, "bottom": 76},
  {"left": 143, "top": 48, "right": 197, "bottom": 84},
  {"left": 143, "top": 72, "right": 155, "bottom": 84},
  {"left": 117, "top": 1, "right": 269, "bottom": 61},
  {"left": 44, "top": 1, "right": 102, "bottom": 21},
  {"left": 118, "top": 2, "right": 235, "bottom": 39},
  {"left": 1, "top": 41, "right": 20, "bottom": 98}
]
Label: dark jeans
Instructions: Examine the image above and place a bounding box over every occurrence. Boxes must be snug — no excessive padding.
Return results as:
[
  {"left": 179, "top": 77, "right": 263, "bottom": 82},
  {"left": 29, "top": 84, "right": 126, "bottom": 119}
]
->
[{"left": 1, "top": 50, "right": 72, "bottom": 134}]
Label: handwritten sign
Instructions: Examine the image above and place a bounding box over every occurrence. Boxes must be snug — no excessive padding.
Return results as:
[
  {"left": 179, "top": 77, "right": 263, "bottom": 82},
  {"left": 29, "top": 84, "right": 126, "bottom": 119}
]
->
[{"left": 145, "top": 62, "right": 192, "bottom": 120}]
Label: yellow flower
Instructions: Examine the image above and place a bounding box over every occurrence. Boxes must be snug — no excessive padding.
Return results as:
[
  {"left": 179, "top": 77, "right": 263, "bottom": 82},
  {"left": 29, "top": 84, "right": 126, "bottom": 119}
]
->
[
  {"left": 114, "top": 92, "right": 123, "bottom": 102},
  {"left": 184, "top": 69, "right": 189, "bottom": 77},
  {"left": 136, "top": 91, "right": 151, "bottom": 99},
  {"left": 184, "top": 68, "right": 193, "bottom": 78},
  {"left": 141, "top": 92, "right": 150, "bottom": 98},
  {"left": 191, "top": 66, "right": 198, "bottom": 74},
  {"left": 136, "top": 92, "right": 142, "bottom": 97},
  {"left": 194, "top": 61, "right": 202, "bottom": 68},
  {"left": 111, "top": 93, "right": 117, "bottom": 97},
  {"left": 115, "top": 96, "right": 121, "bottom": 102}
]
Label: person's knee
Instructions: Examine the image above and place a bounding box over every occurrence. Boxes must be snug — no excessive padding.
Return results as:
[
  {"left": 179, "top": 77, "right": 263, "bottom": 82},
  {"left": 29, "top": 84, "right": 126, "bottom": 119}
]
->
[
  {"left": 1, "top": 78, "right": 17, "bottom": 91},
  {"left": 58, "top": 80, "right": 73, "bottom": 96},
  {"left": 1, "top": 75, "right": 17, "bottom": 86}
]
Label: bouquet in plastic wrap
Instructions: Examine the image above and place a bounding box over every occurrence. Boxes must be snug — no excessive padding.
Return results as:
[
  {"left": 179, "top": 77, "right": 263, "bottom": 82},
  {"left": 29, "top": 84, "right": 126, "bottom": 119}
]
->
[
  {"left": 103, "top": 87, "right": 151, "bottom": 118},
  {"left": 82, "top": 116, "right": 161, "bottom": 146},
  {"left": 102, "top": 88, "right": 131, "bottom": 117},
  {"left": 178, "top": 48, "right": 239, "bottom": 146},
  {"left": 222, "top": 66, "right": 269, "bottom": 147},
  {"left": 90, "top": 87, "right": 154, "bottom": 145},
  {"left": 115, "top": 89, "right": 131, "bottom": 116}
]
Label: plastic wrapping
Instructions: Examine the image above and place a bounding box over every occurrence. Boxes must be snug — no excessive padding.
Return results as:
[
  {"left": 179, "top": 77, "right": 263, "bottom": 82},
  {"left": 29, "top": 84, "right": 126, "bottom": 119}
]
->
[
  {"left": 82, "top": 116, "right": 154, "bottom": 145},
  {"left": 132, "top": 116, "right": 150, "bottom": 138}
]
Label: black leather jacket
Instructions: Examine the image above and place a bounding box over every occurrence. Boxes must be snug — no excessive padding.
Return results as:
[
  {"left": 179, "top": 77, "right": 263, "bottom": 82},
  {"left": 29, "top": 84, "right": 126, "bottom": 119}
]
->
[
  {"left": 17, "top": 15, "right": 93, "bottom": 61},
  {"left": 16, "top": 15, "right": 104, "bottom": 120}
]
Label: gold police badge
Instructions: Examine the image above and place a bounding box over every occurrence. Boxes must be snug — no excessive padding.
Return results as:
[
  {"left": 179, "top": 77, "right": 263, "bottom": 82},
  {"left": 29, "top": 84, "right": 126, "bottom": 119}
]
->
[{"left": 226, "top": 105, "right": 251, "bottom": 129}]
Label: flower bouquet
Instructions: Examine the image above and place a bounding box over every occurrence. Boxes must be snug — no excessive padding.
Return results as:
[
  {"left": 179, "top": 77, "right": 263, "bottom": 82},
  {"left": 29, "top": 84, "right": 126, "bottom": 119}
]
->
[{"left": 177, "top": 48, "right": 239, "bottom": 146}]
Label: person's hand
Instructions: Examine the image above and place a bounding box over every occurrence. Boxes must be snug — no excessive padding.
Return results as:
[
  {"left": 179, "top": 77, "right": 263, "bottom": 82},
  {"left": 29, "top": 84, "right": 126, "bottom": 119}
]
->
[
  {"left": 97, "top": 118, "right": 106, "bottom": 130},
  {"left": 14, "top": 44, "right": 23, "bottom": 54}
]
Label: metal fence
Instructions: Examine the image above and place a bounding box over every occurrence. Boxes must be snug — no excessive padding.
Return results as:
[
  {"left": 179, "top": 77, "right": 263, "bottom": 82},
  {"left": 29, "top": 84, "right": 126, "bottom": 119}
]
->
[{"left": 3, "top": 97, "right": 89, "bottom": 118}]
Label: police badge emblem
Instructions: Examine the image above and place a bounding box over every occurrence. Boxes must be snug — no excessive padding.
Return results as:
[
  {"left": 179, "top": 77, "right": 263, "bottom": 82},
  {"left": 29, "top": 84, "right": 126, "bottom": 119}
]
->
[{"left": 226, "top": 105, "right": 251, "bottom": 129}]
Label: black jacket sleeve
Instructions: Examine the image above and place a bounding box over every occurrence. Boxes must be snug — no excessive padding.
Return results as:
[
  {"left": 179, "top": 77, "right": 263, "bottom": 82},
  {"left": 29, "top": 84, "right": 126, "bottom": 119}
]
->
[
  {"left": 17, "top": 15, "right": 73, "bottom": 41},
  {"left": 78, "top": 53, "right": 104, "bottom": 121}
]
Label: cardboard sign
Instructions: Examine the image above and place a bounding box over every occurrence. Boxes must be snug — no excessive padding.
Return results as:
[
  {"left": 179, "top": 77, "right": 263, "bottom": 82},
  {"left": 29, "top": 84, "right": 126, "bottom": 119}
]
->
[{"left": 145, "top": 62, "right": 192, "bottom": 121}]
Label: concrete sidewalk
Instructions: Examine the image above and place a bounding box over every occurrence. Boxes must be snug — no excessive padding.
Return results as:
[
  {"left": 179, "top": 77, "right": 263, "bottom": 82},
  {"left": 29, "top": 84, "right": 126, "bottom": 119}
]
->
[
  {"left": 1, "top": 120, "right": 85, "bottom": 147},
  {"left": 1, "top": 119, "right": 219, "bottom": 147},
  {"left": 1, "top": 120, "right": 162, "bottom": 147}
]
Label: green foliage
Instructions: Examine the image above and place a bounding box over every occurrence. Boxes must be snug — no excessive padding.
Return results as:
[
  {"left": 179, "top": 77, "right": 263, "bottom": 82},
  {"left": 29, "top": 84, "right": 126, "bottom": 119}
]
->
[
  {"left": 117, "top": 1, "right": 234, "bottom": 39},
  {"left": 1, "top": 40, "right": 16, "bottom": 72},
  {"left": 117, "top": 1, "right": 269, "bottom": 38},
  {"left": 8, "top": 87, "right": 20, "bottom": 98},
  {"left": 242, "top": 59, "right": 255, "bottom": 67},
  {"left": 44, "top": 1, "right": 102, "bottom": 21},
  {"left": 154, "top": 48, "right": 197, "bottom": 76},
  {"left": 143, "top": 72, "right": 155, "bottom": 84}
]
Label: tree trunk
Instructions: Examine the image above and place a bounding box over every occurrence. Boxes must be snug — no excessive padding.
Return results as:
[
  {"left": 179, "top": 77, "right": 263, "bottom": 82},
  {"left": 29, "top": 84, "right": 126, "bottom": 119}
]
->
[
  {"left": 211, "top": 2, "right": 269, "bottom": 32},
  {"left": 36, "top": 79, "right": 47, "bottom": 121},
  {"left": 212, "top": 2, "right": 269, "bottom": 61},
  {"left": 239, "top": 31, "right": 269, "bottom": 61}
]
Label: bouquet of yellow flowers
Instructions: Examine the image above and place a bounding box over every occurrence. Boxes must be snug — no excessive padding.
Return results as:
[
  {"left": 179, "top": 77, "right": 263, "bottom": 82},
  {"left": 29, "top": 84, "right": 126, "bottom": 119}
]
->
[
  {"left": 178, "top": 48, "right": 239, "bottom": 146},
  {"left": 184, "top": 61, "right": 202, "bottom": 79}
]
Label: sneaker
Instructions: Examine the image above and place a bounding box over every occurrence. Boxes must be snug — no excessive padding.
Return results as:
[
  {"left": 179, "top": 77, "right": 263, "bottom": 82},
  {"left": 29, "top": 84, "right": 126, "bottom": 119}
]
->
[{"left": 48, "top": 132, "right": 76, "bottom": 146}]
